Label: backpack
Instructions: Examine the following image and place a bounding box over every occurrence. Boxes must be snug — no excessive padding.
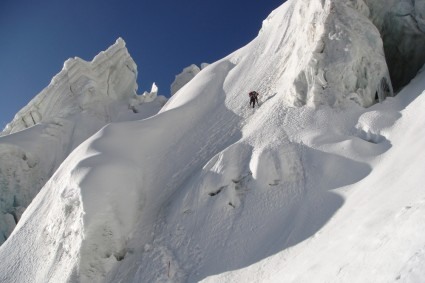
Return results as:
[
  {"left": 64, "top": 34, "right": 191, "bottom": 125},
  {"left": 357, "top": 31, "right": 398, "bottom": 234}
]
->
[{"left": 249, "top": 91, "right": 258, "bottom": 98}]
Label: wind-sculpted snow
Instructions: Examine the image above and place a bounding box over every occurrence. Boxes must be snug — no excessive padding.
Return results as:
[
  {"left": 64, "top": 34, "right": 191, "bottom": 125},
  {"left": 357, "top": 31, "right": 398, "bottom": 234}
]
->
[
  {"left": 1, "top": 1, "right": 425, "bottom": 282},
  {"left": 0, "top": 38, "right": 165, "bottom": 245},
  {"left": 0, "top": 59, "right": 242, "bottom": 282},
  {"left": 204, "top": 65, "right": 425, "bottom": 283}
]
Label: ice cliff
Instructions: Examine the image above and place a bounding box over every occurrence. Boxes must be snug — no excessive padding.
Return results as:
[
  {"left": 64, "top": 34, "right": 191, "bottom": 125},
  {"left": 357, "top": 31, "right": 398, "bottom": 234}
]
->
[
  {"left": 255, "top": 0, "right": 394, "bottom": 107},
  {"left": 0, "top": 38, "right": 165, "bottom": 244},
  {"left": 363, "top": 0, "right": 425, "bottom": 91},
  {"left": 1, "top": 38, "right": 160, "bottom": 135}
]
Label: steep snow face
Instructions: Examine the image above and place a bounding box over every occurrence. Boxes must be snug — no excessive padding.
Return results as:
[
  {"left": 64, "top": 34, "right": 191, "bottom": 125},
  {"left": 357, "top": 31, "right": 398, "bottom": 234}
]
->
[
  {"left": 0, "top": 38, "right": 165, "bottom": 245},
  {"left": 203, "top": 64, "right": 425, "bottom": 283},
  {"left": 248, "top": 0, "right": 392, "bottom": 107},
  {"left": 363, "top": 0, "right": 425, "bottom": 91}
]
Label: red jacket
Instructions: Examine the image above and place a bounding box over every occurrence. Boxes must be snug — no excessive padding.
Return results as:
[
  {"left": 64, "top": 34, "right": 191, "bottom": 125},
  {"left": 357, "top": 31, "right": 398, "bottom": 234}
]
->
[{"left": 249, "top": 91, "right": 258, "bottom": 98}]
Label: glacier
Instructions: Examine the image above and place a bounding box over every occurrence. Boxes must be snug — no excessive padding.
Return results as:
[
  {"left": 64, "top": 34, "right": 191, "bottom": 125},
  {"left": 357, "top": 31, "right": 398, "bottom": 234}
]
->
[
  {"left": 1, "top": 0, "right": 425, "bottom": 282},
  {"left": 0, "top": 38, "right": 166, "bottom": 245},
  {"left": 363, "top": 0, "right": 425, "bottom": 91}
]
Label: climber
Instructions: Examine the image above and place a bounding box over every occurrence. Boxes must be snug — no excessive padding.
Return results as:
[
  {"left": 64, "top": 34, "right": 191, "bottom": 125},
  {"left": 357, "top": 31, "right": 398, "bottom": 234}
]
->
[{"left": 249, "top": 91, "right": 259, "bottom": 108}]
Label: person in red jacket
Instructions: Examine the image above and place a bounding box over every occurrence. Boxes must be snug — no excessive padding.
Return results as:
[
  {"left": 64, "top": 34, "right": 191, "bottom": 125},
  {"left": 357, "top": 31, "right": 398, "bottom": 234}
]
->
[{"left": 249, "top": 91, "right": 259, "bottom": 108}]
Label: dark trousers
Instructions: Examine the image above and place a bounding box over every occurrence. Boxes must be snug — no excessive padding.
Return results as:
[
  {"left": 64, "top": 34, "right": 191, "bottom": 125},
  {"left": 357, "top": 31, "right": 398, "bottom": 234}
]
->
[{"left": 250, "top": 97, "right": 258, "bottom": 108}]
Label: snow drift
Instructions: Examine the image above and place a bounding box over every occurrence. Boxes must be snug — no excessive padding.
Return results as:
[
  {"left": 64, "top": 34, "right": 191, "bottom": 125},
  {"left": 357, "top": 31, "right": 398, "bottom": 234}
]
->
[{"left": 1, "top": 0, "right": 425, "bottom": 282}]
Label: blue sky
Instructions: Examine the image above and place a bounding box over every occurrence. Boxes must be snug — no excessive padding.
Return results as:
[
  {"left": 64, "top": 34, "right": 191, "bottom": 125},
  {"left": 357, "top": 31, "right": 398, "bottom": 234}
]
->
[{"left": 0, "top": 0, "right": 284, "bottom": 127}]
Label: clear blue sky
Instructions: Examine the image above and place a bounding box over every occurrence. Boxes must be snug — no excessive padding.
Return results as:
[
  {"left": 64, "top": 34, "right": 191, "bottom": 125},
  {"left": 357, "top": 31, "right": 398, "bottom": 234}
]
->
[{"left": 0, "top": 0, "right": 284, "bottom": 127}]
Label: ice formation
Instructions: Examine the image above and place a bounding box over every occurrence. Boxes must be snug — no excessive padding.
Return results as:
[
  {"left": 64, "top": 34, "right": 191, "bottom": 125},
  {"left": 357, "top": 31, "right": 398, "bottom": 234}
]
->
[
  {"left": 0, "top": 38, "right": 165, "bottom": 244},
  {"left": 170, "top": 64, "right": 202, "bottom": 95},
  {"left": 3, "top": 38, "right": 133, "bottom": 135},
  {"left": 363, "top": 0, "right": 425, "bottom": 91},
  {"left": 279, "top": 0, "right": 394, "bottom": 106},
  {"left": 1, "top": 0, "right": 425, "bottom": 282}
]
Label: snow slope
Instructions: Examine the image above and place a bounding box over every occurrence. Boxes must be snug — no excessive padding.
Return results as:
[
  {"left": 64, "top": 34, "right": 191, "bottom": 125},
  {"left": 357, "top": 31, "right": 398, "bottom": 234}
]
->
[
  {"left": 1, "top": 0, "right": 425, "bottom": 282},
  {"left": 0, "top": 38, "right": 166, "bottom": 244},
  {"left": 203, "top": 65, "right": 425, "bottom": 283}
]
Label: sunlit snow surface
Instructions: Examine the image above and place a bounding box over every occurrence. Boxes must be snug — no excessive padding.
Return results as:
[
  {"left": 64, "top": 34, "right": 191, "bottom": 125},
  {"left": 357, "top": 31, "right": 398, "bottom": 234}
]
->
[
  {"left": 0, "top": 39, "right": 165, "bottom": 245},
  {"left": 1, "top": 0, "right": 425, "bottom": 282}
]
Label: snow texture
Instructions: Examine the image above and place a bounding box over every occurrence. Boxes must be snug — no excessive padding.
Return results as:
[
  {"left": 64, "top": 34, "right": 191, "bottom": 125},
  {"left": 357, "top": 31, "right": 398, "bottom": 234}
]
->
[
  {"left": 1, "top": 0, "right": 425, "bottom": 282},
  {"left": 0, "top": 38, "right": 166, "bottom": 244}
]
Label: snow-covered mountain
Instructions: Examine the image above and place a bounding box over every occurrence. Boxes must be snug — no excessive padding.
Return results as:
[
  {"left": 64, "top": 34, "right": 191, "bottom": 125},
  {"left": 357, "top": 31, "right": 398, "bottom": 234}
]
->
[
  {"left": 0, "top": 38, "right": 166, "bottom": 244},
  {"left": 1, "top": 0, "right": 425, "bottom": 282}
]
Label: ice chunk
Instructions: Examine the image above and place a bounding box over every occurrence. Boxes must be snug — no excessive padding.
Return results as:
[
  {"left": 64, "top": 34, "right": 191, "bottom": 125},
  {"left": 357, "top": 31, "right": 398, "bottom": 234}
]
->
[{"left": 170, "top": 64, "right": 201, "bottom": 95}]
